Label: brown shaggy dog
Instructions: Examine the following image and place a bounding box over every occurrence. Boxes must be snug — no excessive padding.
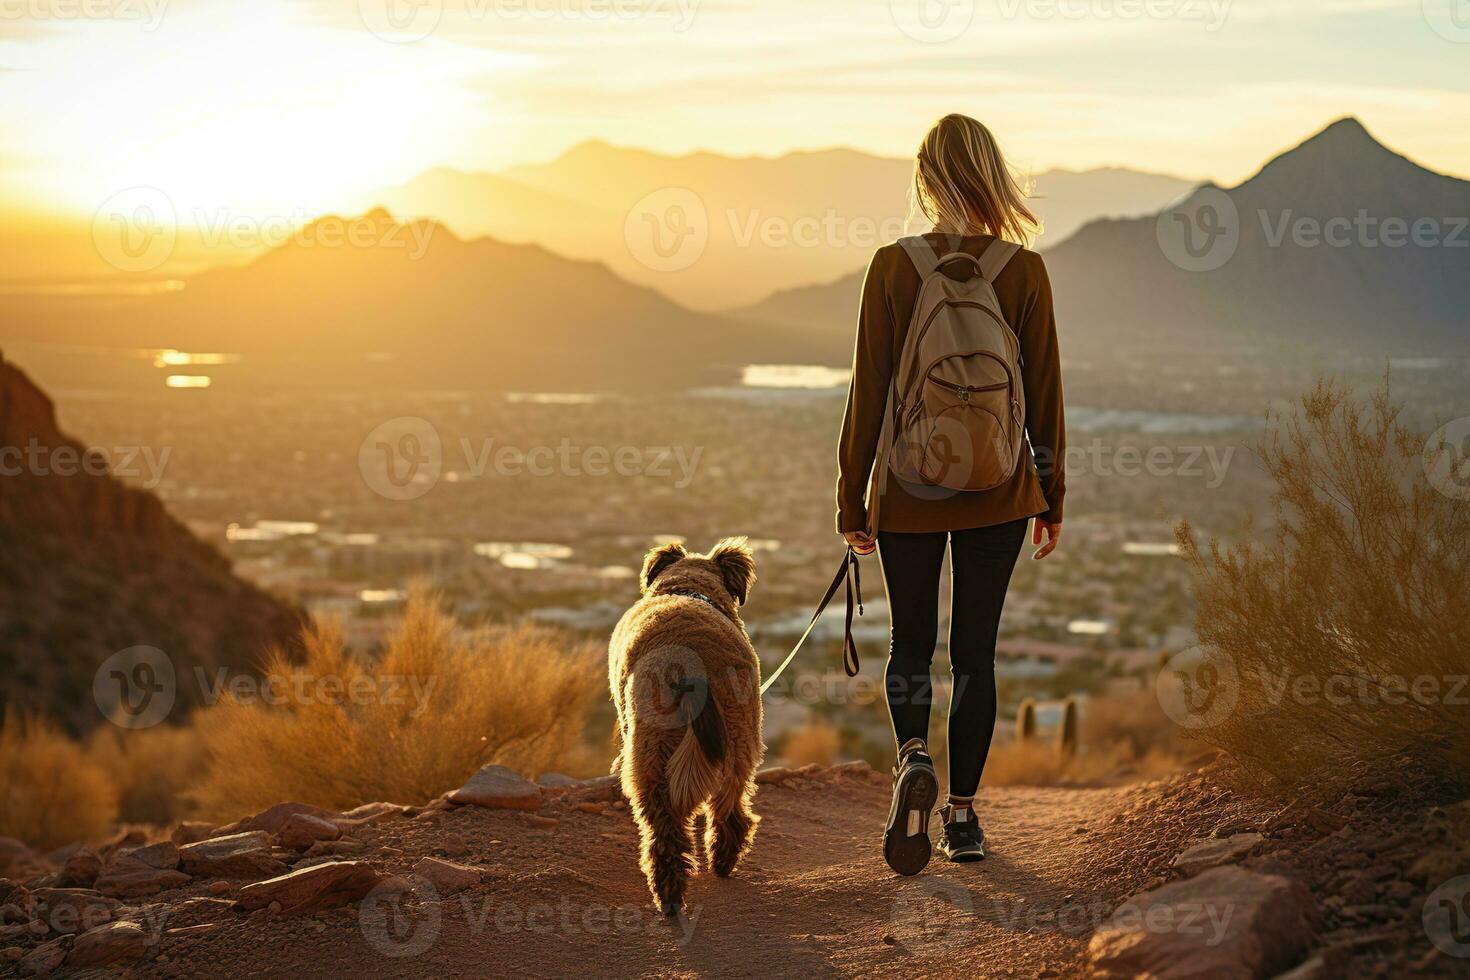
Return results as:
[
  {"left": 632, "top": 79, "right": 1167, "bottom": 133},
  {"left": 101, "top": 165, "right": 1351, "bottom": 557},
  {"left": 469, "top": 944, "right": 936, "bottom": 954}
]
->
[{"left": 609, "top": 537, "right": 764, "bottom": 915}]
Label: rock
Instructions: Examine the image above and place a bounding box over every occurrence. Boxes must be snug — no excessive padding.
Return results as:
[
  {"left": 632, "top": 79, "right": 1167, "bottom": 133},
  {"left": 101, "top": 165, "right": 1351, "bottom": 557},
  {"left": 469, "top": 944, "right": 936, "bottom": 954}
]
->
[
  {"left": 0, "top": 839, "right": 42, "bottom": 878},
  {"left": 66, "top": 920, "right": 150, "bottom": 969},
  {"left": 17, "top": 937, "right": 67, "bottom": 977},
  {"left": 219, "top": 802, "right": 343, "bottom": 837},
  {"left": 0, "top": 923, "right": 28, "bottom": 942},
  {"left": 276, "top": 813, "right": 342, "bottom": 851},
  {"left": 207, "top": 881, "right": 232, "bottom": 895},
  {"left": 337, "top": 802, "right": 408, "bottom": 827},
  {"left": 832, "top": 760, "right": 874, "bottom": 777},
  {"left": 94, "top": 842, "right": 189, "bottom": 899},
  {"left": 564, "top": 775, "right": 622, "bottom": 803},
  {"left": 304, "top": 839, "right": 367, "bottom": 859},
  {"left": 572, "top": 802, "right": 607, "bottom": 815},
  {"left": 755, "top": 766, "right": 794, "bottom": 785},
  {"left": 536, "top": 772, "right": 578, "bottom": 788},
  {"left": 448, "top": 765, "right": 542, "bottom": 811},
  {"left": 1173, "top": 833, "right": 1265, "bottom": 876},
  {"left": 94, "top": 829, "right": 146, "bottom": 861},
  {"left": 412, "top": 857, "right": 481, "bottom": 896},
  {"left": 523, "top": 815, "right": 559, "bottom": 828},
  {"left": 179, "top": 832, "right": 288, "bottom": 879},
  {"left": 3, "top": 945, "right": 21, "bottom": 960},
  {"left": 1088, "top": 866, "right": 1316, "bottom": 979},
  {"left": 165, "top": 922, "right": 222, "bottom": 939},
  {"left": 58, "top": 849, "right": 101, "bottom": 888},
  {"left": 171, "top": 821, "right": 214, "bottom": 846},
  {"left": 32, "top": 888, "right": 120, "bottom": 935},
  {"left": 235, "top": 861, "right": 383, "bottom": 914}
]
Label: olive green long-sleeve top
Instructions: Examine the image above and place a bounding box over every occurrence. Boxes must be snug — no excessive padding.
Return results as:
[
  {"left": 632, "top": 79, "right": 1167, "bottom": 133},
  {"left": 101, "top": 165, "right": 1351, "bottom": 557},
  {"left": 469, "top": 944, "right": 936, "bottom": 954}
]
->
[{"left": 836, "top": 234, "right": 1066, "bottom": 534}]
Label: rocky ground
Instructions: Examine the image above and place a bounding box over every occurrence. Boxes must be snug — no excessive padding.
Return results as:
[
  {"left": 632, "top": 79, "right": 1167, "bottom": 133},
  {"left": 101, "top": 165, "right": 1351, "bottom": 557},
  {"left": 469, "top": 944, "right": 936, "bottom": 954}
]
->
[{"left": 0, "top": 762, "right": 1464, "bottom": 978}]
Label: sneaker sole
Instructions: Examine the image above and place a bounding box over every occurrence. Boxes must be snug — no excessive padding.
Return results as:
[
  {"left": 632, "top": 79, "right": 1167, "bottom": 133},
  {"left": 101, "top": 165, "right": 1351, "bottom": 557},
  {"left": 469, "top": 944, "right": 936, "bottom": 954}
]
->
[
  {"left": 943, "top": 847, "right": 985, "bottom": 863},
  {"left": 883, "top": 763, "right": 938, "bottom": 876}
]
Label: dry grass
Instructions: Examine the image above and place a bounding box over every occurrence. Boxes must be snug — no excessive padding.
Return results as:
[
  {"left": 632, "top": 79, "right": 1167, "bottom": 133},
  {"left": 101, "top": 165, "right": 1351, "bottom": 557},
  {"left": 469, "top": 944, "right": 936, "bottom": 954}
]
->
[
  {"left": 1178, "top": 380, "right": 1470, "bottom": 798},
  {"left": 780, "top": 718, "right": 841, "bottom": 767},
  {"left": 0, "top": 712, "right": 119, "bottom": 850},
  {"left": 86, "top": 723, "right": 208, "bottom": 825},
  {"left": 191, "top": 592, "right": 603, "bottom": 821}
]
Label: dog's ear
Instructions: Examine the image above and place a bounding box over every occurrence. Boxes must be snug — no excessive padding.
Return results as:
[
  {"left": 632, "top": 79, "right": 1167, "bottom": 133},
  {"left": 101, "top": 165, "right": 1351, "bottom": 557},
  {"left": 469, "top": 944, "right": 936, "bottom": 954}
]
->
[
  {"left": 640, "top": 541, "right": 687, "bottom": 593},
  {"left": 709, "top": 537, "right": 756, "bottom": 606}
]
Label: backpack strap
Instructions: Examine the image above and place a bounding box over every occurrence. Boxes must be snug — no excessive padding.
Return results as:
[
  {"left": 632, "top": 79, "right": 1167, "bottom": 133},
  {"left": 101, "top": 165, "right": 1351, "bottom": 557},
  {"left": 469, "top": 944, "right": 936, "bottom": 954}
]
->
[
  {"left": 895, "top": 236, "right": 943, "bottom": 279},
  {"left": 977, "top": 239, "right": 1021, "bottom": 282}
]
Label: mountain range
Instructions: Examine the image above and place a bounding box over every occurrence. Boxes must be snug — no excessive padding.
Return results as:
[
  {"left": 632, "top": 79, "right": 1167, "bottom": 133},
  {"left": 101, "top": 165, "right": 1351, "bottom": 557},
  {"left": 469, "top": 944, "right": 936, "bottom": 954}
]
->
[
  {"left": 0, "top": 353, "right": 302, "bottom": 731},
  {"left": 371, "top": 142, "right": 1194, "bottom": 310},
  {"left": 744, "top": 118, "right": 1470, "bottom": 358}
]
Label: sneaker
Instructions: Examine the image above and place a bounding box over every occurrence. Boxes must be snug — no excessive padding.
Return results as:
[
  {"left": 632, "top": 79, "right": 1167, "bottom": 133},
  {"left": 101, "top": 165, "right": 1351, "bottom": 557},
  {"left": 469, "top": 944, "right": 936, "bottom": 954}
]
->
[
  {"left": 883, "top": 738, "right": 938, "bottom": 876},
  {"left": 937, "top": 803, "right": 985, "bottom": 862}
]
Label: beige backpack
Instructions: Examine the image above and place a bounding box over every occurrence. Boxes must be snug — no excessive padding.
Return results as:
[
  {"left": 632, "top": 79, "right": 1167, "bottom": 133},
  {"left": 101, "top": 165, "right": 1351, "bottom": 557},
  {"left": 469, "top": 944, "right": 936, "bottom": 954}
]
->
[{"left": 867, "top": 236, "right": 1026, "bottom": 531}]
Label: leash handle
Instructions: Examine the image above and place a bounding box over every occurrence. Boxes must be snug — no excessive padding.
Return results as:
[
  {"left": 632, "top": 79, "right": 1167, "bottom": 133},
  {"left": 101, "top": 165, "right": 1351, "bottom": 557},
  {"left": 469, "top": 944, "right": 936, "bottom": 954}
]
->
[{"left": 759, "top": 547, "right": 865, "bottom": 696}]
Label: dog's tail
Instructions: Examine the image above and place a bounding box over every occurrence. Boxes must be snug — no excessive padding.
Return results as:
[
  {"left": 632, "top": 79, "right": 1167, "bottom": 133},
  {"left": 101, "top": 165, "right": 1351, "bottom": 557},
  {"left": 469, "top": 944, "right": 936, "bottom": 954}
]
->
[{"left": 667, "top": 675, "right": 726, "bottom": 813}]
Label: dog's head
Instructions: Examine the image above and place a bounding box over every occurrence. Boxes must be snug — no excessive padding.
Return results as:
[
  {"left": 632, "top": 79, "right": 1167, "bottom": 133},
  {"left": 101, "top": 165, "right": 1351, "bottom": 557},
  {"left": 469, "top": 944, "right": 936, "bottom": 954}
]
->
[{"left": 640, "top": 537, "right": 756, "bottom": 608}]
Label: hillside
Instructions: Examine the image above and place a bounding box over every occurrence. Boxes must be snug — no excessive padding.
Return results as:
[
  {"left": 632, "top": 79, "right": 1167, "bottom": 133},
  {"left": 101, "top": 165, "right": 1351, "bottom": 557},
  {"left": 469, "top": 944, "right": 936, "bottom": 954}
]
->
[
  {"left": 0, "top": 211, "right": 829, "bottom": 393},
  {"left": 376, "top": 142, "right": 1191, "bottom": 309},
  {"left": 0, "top": 762, "right": 1450, "bottom": 976},
  {"left": 0, "top": 354, "right": 301, "bottom": 730},
  {"left": 742, "top": 118, "right": 1470, "bottom": 359}
]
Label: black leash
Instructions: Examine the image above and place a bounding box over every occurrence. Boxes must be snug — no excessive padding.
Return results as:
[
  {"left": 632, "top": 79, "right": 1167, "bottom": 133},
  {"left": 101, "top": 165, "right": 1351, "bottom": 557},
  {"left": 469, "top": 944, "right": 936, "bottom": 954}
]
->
[{"left": 760, "top": 547, "right": 864, "bottom": 695}]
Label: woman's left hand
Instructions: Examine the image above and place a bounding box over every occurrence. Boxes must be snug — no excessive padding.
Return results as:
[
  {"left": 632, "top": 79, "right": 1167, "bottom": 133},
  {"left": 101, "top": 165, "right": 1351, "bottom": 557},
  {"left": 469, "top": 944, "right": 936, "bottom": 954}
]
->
[{"left": 1031, "top": 519, "right": 1061, "bottom": 560}]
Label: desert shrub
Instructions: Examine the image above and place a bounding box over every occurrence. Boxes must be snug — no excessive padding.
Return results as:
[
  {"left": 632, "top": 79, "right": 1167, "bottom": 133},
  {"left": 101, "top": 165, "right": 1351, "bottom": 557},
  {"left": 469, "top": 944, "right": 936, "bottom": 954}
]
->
[
  {"left": 86, "top": 722, "right": 208, "bottom": 825},
  {"left": 1082, "top": 690, "right": 1182, "bottom": 759},
  {"left": 1177, "top": 381, "right": 1470, "bottom": 798},
  {"left": 192, "top": 592, "right": 602, "bottom": 820},
  {"left": 0, "top": 712, "right": 119, "bottom": 850},
  {"left": 780, "top": 718, "right": 840, "bottom": 767}
]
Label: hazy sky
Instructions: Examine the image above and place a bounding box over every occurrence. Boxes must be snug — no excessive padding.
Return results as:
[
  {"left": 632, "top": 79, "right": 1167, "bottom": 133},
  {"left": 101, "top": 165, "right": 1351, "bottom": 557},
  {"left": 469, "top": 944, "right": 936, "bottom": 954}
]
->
[{"left": 2, "top": 0, "right": 1467, "bottom": 218}]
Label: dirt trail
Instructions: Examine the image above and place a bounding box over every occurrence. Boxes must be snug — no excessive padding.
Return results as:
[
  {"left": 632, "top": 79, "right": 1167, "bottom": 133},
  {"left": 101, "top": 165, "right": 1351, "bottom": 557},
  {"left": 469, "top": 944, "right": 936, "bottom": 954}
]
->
[{"left": 148, "top": 767, "right": 1186, "bottom": 979}]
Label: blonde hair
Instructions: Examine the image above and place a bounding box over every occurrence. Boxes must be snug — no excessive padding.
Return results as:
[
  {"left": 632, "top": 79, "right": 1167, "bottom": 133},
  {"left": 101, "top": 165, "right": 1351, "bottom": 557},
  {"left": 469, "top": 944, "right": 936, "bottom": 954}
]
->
[{"left": 912, "top": 114, "right": 1039, "bottom": 245}]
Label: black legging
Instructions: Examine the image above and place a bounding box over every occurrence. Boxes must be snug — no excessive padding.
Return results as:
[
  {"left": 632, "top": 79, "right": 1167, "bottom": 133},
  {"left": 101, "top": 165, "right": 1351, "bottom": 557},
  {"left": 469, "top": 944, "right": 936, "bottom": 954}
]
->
[{"left": 877, "top": 519, "right": 1028, "bottom": 798}]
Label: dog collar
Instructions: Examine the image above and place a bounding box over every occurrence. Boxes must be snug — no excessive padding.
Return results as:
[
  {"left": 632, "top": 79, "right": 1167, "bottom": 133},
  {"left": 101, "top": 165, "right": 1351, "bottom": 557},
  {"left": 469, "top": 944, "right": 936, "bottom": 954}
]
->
[{"left": 664, "top": 588, "right": 722, "bottom": 611}]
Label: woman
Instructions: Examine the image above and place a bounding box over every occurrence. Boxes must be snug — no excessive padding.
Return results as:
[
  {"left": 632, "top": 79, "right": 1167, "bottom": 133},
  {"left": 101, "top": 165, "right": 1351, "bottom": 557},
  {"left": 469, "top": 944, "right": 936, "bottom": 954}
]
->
[{"left": 836, "top": 114, "right": 1065, "bottom": 875}]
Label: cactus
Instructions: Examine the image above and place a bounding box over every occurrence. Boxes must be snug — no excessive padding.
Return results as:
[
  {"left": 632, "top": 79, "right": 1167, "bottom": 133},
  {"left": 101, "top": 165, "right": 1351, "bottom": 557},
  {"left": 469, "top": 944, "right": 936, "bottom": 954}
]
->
[
  {"left": 1016, "top": 698, "right": 1037, "bottom": 742},
  {"left": 1058, "top": 697, "right": 1079, "bottom": 757}
]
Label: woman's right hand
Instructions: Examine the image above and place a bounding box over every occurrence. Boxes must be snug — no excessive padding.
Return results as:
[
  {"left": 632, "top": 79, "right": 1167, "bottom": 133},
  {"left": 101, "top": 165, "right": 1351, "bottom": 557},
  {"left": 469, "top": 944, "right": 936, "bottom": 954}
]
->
[{"left": 842, "top": 530, "right": 876, "bottom": 556}]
